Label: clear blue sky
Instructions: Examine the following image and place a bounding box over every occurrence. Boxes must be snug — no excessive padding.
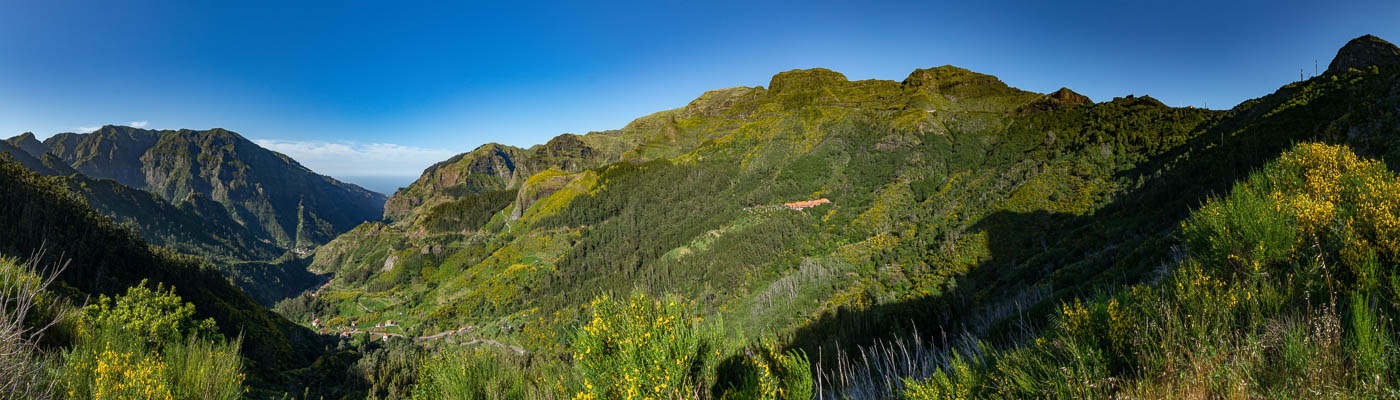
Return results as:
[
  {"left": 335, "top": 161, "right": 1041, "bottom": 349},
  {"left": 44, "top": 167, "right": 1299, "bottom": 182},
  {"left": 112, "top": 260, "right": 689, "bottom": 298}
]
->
[{"left": 2, "top": 0, "right": 1397, "bottom": 193}]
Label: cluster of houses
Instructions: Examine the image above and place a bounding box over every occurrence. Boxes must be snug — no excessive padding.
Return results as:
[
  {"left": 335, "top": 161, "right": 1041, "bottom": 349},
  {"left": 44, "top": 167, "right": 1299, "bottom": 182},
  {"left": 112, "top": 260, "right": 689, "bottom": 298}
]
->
[
  {"left": 784, "top": 198, "right": 831, "bottom": 210},
  {"left": 310, "top": 317, "right": 399, "bottom": 339},
  {"left": 308, "top": 281, "right": 333, "bottom": 297}
]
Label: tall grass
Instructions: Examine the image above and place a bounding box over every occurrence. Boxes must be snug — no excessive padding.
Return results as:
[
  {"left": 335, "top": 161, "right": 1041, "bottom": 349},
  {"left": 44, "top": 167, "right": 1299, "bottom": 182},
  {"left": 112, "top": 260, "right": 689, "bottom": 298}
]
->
[
  {"left": 0, "top": 252, "right": 65, "bottom": 400},
  {"left": 810, "top": 329, "right": 954, "bottom": 400},
  {"left": 411, "top": 348, "right": 571, "bottom": 400},
  {"left": 164, "top": 334, "right": 246, "bottom": 400}
]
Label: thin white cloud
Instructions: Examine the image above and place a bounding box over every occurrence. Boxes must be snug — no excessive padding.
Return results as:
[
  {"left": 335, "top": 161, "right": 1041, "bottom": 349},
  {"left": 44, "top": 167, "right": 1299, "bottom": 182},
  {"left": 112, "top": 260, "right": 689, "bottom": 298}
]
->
[
  {"left": 77, "top": 126, "right": 100, "bottom": 133},
  {"left": 129, "top": 121, "right": 148, "bottom": 128},
  {"left": 253, "top": 139, "right": 457, "bottom": 178}
]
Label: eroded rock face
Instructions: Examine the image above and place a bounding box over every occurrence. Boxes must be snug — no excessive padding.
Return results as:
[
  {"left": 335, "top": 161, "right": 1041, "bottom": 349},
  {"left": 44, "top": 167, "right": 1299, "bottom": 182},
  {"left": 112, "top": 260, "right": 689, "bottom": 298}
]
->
[
  {"left": 1327, "top": 34, "right": 1400, "bottom": 74},
  {"left": 510, "top": 170, "right": 578, "bottom": 220},
  {"left": 382, "top": 253, "right": 398, "bottom": 272}
]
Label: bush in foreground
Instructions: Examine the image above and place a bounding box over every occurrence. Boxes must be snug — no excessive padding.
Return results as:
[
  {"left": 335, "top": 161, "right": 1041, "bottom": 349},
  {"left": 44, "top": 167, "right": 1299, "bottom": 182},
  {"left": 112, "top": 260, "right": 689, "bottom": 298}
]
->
[
  {"left": 901, "top": 142, "right": 1400, "bottom": 398},
  {"left": 572, "top": 291, "right": 722, "bottom": 400},
  {"left": 58, "top": 281, "right": 245, "bottom": 400}
]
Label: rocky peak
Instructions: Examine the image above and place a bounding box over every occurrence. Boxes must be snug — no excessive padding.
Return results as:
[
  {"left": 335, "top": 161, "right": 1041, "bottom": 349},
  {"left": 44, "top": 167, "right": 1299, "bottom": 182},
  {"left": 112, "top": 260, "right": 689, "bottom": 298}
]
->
[
  {"left": 1048, "top": 87, "right": 1092, "bottom": 104},
  {"left": 1019, "top": 87, "right": 1093, "bottom": 113},
  {"left": 1109, "top": 94, "right": 1167, "bottom": 108},
  {"left": 1327, "top": 34, "right": 1400, "bottom": 74},
  {"left": 902, "top": 65, "right": 1005, "bottom": 90},
  {"left": 4, "top": 132, "right": 48, "bottom": 158},
  {"left": 768, "top": 68, "right": 849, "bottom": 93}
]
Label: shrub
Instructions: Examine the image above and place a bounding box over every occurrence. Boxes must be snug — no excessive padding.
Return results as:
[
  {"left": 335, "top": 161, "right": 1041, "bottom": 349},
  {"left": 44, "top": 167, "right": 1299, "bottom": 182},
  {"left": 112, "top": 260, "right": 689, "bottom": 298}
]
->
[
  {"left": 714, "top": 339, "right": 814, "bottom": 400},
  {"left": 1181, "top": 181, "right": 1296, "bottom": 277},
  {"left": 59, "top": 282, "right": 245, "bottom": 400},
  {"left": 78, "top": 279, "right": 220, "bottom": 346},
  {"left": 899, "top": 352, "right": 979, "bottom": 400},
  {"left": 572, "top": 292, "right": 721, "bottom": 400},
  {"left": 60, "top": 324, "right": 170, "bottom": 400}
]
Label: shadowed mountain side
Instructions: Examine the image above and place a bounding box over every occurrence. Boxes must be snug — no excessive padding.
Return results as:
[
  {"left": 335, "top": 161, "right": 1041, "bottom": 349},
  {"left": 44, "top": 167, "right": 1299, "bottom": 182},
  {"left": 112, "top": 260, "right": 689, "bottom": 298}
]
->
[
  {"left": 39, "top": 126, "right": 387, "bottom": 249},
  {"left": 0, "top": 140, "right": 76, "bottom": 176},
  {"left": 0, "top": 157, "right": 330, "bottom": 392},
  {"left": 786, "top": 61, "right": 1400, "bottom": 369}
]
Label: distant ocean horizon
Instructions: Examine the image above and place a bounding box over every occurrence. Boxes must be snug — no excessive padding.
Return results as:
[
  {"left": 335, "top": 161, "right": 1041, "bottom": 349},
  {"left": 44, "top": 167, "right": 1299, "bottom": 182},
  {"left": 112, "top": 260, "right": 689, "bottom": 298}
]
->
[{"left": 338, "top": 176, "right": 416, "bottom": 196}]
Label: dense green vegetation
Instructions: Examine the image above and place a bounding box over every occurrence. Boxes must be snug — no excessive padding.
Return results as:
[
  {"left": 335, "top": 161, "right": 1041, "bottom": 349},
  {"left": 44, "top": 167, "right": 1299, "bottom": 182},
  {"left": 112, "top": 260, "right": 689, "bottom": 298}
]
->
[
  {"left": 281, "top": 35, "right": 1400, "bottom": 399},
  {"left": 902, "top": 143, "right": 1400, "bottom": 398},
  {"left": 420, "top": 190, "right": 517, "bottom": 234}
]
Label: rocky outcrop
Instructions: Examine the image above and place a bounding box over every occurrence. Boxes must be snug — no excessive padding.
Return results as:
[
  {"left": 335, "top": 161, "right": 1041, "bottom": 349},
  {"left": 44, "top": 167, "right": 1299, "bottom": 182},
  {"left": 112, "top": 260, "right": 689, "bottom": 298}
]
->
[
  {"left": 1019, "top": 87, "right": 1093, "bottom": 113},
  {"left": 4, "top": 132, "right": 49, "bottom": 158},
  {"left": 1327, "top": 34, "right": 1400, "bottom": 74}
]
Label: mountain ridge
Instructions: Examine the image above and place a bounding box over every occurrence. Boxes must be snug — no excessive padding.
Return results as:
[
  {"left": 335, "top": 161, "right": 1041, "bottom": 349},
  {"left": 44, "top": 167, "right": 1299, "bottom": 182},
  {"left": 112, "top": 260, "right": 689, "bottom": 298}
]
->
[{"left": 35, "top": 125, "right": 387, "bottom": 249}]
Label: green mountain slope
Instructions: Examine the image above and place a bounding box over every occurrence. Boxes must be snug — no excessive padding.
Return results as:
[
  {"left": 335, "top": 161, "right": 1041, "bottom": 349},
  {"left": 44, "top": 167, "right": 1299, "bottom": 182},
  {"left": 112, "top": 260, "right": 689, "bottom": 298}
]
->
[
  {"left": 58, "top": 174, "right": 282, "bottom": 261},
  {"left": 287, "top": 34, "right": 1400, "bottom": 398},
  {"left": 301, "top": 61, "right": 1215, "bottom": 352},
  {"left": 380, "top": 126, "right": 660, "bottom": 225},
  {"left": 41, "top": 125, "right": 387, "bottom": 249}
]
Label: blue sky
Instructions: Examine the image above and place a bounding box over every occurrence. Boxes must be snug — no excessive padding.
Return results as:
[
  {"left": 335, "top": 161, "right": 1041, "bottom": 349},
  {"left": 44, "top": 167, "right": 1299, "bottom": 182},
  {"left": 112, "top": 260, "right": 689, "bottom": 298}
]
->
[{"left": 2, "top": 0, "right": 1397, "bottom": 193}]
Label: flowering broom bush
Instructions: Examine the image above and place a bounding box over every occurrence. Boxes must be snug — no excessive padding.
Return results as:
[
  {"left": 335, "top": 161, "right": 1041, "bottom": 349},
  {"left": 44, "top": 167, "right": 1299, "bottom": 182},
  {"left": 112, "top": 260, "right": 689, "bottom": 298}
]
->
[
  {"left": 59, "top": 282, "right": 245, "bottom": 400},
  {"left": 572, "top": 292, "right": 721, "bottom": 400}
]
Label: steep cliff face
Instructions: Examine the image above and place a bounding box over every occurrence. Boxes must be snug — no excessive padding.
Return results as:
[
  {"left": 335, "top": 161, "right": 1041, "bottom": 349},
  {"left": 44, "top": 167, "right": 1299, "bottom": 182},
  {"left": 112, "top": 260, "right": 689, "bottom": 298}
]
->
[
  {"left": 381, "top": 142, "right": 524, "bottom": 222},
  {"left": 46, "top": 126, "right": 159, "bottom": 187},
  {"left": 40, "top": 126, "right": 386, "bottom": 249}
]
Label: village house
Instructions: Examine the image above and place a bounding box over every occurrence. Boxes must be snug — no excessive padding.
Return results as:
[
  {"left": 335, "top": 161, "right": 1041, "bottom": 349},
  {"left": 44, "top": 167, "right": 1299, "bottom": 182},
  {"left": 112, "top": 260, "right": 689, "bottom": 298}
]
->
[{"left": 784, "top": 198, "right": 831, "bottom": 210}]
